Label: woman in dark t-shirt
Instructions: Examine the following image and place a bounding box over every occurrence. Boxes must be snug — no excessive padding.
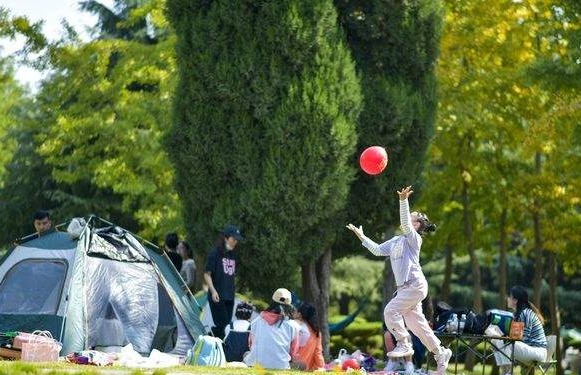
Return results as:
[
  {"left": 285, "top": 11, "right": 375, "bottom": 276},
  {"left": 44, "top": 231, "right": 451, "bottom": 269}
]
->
[{"left": 203, "top": 224, "right": 243, "bottom": 339}]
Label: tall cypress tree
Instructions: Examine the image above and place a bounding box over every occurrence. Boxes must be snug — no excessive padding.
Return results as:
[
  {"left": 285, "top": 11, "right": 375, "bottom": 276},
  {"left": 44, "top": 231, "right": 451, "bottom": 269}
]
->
[
  {"left": 166, "top": 0, "right": 361, "bottom": 326},
  {"left": 334, "top": 0, "right": 442, "bottom": 241}
]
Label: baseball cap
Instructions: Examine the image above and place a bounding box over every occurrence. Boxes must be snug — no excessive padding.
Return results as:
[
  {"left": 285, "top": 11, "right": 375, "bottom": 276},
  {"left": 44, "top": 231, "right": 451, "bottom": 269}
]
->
[
  {"left": 272, "top": 288, "right": 292, "bottom": 305},
  {"left": 222, "top": 224, "right": 243, "bottom": 241}
]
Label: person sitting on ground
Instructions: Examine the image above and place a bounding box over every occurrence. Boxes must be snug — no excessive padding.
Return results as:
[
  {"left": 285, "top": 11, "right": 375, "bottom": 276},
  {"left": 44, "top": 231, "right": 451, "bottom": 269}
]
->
[
  {"left": 177, "top": 240, "right": 196, "bottom": 291},
  {"left": 491, "top": 285, "right": 547, "bottom": 375},
  {"left": 223, "top": 301, "right": 254, "bottom": 362},
  {"left": 293, "top": 301, "right": 325, "bottom": 371},
  {"left": 243, "top": 288, "right": 299, "bottom": 370},
  {"left": 33, "top": 210, "right": 52, "bottom": 235}
]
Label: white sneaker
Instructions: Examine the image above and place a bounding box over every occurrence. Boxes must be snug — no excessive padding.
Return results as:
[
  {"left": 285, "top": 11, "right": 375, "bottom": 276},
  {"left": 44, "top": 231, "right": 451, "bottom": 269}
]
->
[
  {"left": 387, "top": 342, "right": 414, "bottom": 358},
  {"left": 434, "top": 347, "right": 452, "bottom": 375},
  {"left": 404, "top": 361, "right": 415, "bottom": 375}
]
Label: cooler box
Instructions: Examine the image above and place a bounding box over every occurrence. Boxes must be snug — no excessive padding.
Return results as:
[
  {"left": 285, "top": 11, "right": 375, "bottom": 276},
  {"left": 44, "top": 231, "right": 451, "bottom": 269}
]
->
[{"left": 486, "top": 309, "right": 514, "bottom": 336}]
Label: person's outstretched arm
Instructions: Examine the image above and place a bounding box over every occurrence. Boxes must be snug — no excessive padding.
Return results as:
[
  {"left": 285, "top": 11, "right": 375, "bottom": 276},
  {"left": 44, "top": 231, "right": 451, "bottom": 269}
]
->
[{"left": 346, "top": 223, "right": 391, "bottom": 256}]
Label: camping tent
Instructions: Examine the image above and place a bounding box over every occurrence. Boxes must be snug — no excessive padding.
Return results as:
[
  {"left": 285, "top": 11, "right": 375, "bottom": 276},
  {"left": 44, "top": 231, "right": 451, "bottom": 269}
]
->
[{"left": 0, "top": 216, "right": 206, "bottom": 356}]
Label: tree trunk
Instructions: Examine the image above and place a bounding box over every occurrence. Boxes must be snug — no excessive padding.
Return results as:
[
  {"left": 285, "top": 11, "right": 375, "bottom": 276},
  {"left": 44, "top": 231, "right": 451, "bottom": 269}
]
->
[
  {"left": 302, "top": 248, "right": 333, "bottom": 360},
  {"left": 462, "top": 177, "right": 480, "bottom": 371},
  {"left": 498, "top": 208, "right": 508, "bottom": 307},
  {"left": 195, "top": 253, "right": 207, "bottom": 293},
  {"left": 442, "top": 243, "right": 452, "bottom": 303},
  {"left": 548, "top": 252, "right": 563, "bottom": 375},
  {"left": 462, "top": 178, "right": 482, "bottom": 313},
  {"left": 301, "top": 261, "right": 318, "bottom": 303},
  {"left": 532, "top": 152, "right": 544, "bottom": 306}
]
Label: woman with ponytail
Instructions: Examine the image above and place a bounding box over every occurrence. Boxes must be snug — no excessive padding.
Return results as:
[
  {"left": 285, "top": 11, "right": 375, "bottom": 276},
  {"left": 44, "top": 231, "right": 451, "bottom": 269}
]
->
[
  {"left": 293, "top": 302, "right": 325, "bottom": 371},
  {"left": 492, "top": 285, "right": 548, "bottom": 375}
]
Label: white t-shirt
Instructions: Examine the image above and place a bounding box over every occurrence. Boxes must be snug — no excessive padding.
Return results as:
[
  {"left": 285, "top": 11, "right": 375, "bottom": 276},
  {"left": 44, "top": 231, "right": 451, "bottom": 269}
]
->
[
  {"left": 244, "top": 315, "right": 298, "bottom": 369},
  {"left": 224, "top": 319, "right": 251, "bottom": 339},
  {"left": 296, "top": 320, "right": 311, "bottom": 347}
]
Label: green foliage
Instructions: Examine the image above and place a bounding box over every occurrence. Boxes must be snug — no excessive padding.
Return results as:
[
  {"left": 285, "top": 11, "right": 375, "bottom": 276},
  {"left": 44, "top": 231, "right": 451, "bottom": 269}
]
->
[
  {"left": 413, "top": 0, "right": 581, "bottom": 314},
  {"left": 166, "top": 0, "right": 361, "bottom": 296},
  {"left": 330, "top": 255, "right": 384, "bottom": 318},
  {"left": 22, "top": 0, "right": 182, "bottom": 239},
  {"left": 0, "top": 104, "right": 61, "bottom": 244},
  {"left": 79, "top": 0, "right": 168, "bottom": 44},
  {"left": 0, "top": 57, "right": 56, "bottom": 244},
  {"left": 0, "top": 10, "right": 57, "bottom": 244},
  {"left": 0, "top": 7, "right": 47, "bottom": 54},
  {"left": 329, "top": 316, "right": 383, "bottom": 359},
  {"left": 0, "top": 59, "right": 25, "bottom": 186},
  {"left": 333, "top": 0, "right": 443, "bottom": 253},
  {"left": 331, "top": 256, "right": 383, "bottom": 295}
]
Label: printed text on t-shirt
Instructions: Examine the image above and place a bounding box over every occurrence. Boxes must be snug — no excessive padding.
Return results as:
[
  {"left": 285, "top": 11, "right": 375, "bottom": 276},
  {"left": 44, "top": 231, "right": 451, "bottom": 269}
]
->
[{"left": 222, "top": 258, "right": 236, "bottom": 275}]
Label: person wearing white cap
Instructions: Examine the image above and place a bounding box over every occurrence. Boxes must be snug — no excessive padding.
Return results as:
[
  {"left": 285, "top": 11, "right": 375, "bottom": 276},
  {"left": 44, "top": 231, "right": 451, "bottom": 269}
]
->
[{"left": 243, "top": 288, "right": 300, "bottom": 369}]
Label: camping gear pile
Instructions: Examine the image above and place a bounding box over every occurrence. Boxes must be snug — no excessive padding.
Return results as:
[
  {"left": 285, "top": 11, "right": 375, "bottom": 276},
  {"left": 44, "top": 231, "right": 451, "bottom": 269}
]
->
[{"left": 323, "top": 349, "right": 378, "bottom": 372}]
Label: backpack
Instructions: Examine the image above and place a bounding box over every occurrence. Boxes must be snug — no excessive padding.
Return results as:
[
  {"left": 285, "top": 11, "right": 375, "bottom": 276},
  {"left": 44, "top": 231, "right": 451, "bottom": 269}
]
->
[
  {"left": 463, "top": 310, "right": 490, "bottom": 334},
  {"left": 223, "top": 322, "right": 250, "bottom": 362},
  {"left": 434, "top": 304, "right": 490, "bottom": 335},
  {"left": 185, "top": 335, "right": 226, "bottom": 366}
]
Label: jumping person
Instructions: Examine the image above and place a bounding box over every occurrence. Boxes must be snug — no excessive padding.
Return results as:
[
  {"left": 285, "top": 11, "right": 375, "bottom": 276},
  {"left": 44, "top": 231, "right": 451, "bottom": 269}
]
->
[{"left": 347, "top": 185, "right": 452, "bottom": 375}]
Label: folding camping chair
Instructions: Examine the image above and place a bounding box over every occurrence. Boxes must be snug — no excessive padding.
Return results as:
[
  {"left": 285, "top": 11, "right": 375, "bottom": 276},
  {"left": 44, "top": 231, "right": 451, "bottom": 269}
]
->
[{"left": 520, "top": 335, "right": 558, "bottom": 375}]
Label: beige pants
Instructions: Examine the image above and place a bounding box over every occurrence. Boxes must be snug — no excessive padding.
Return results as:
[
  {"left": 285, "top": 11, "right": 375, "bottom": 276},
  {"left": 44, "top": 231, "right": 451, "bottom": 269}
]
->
[{"left": 384, "top": 278, "right": 441, "bottom": 353}]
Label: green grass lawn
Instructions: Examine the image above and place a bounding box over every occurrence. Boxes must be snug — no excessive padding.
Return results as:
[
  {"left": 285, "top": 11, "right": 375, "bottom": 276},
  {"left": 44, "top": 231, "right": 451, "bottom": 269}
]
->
[
  {"left": 0, "top": 360, "right": 559, "bottom": 375},
  {"left": 0, "top": 361, "right": 304, "bottom": 375}
]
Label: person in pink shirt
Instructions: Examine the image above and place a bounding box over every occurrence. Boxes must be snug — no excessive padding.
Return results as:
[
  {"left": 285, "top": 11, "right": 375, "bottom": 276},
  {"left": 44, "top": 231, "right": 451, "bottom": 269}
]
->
[{"left": 347, "top": 186, "right": 452, "bottom": 375}]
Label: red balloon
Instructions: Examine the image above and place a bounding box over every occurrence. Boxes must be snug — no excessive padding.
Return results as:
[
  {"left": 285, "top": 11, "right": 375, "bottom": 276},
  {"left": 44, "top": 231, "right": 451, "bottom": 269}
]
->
[
  {"left": 342, "top": 358, "right": 360, "bottom": 371},
  {"left": 359, "top": 146, "right": 388, "bottom": 175}
]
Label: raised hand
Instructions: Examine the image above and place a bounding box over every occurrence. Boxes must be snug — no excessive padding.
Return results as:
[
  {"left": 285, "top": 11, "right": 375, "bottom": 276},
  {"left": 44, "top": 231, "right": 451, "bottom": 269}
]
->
[
  {"left": 346, "top": 223, "right": 365, "bottom": 240},
  {"left": 397, "top": 186, "right": 414, "bottom": 201}
]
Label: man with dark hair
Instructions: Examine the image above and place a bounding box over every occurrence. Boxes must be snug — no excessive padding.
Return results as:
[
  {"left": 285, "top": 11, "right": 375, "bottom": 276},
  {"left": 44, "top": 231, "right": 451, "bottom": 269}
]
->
[
  {"left": 33, "top": 210, "right": 52, "bottom": 234},
  {"left": 164, "top": 232, "right": 183, "bottom": 272}
]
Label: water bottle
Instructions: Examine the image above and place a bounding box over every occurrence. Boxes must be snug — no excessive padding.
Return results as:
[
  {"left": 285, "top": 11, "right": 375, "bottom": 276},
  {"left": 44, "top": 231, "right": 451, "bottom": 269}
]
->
[
  {"left": 447, "top": 313, "right": 458, "bottom": 333},
  {"left": 459, "top": 314, "right": 467, "bottom": 333}
]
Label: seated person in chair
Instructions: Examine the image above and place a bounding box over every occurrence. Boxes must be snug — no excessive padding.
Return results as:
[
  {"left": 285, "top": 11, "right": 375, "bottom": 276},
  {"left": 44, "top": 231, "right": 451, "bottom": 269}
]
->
[{"left": 492, "top": 286, "right": 547, "bottom": 375}]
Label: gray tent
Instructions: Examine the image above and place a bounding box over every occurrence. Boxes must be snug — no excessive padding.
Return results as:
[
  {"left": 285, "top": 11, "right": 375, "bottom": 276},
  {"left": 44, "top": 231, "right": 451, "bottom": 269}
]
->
[{"left": 0, "top": 216, "right": 205, "bottom": 356}]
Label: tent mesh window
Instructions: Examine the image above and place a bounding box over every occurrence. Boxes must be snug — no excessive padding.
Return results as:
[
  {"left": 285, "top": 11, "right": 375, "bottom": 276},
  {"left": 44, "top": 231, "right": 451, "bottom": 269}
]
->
[{"left": 0, "top": 259, "right": 67, "bottom": 315}]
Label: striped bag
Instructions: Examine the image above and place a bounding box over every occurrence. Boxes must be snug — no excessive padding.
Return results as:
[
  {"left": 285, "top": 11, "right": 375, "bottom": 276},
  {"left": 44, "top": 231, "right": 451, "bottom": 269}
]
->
[{"left": 185, "top": 335, "right": 226, "bottom": 366}]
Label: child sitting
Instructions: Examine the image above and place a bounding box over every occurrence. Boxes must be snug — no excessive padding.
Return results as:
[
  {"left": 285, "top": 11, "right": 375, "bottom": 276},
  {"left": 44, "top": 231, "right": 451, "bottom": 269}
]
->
[
  {"left": 293, "top": 302, "right": 325, "bottom": 371},
  {"left": 223, "top": 301, "right": 254, "bottom": 362}
]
